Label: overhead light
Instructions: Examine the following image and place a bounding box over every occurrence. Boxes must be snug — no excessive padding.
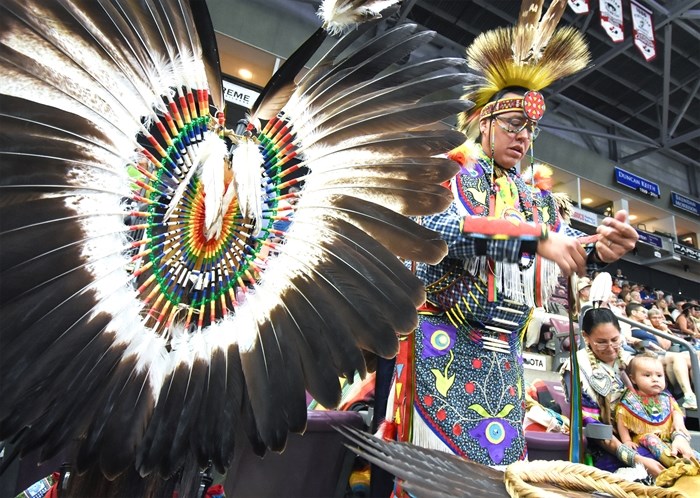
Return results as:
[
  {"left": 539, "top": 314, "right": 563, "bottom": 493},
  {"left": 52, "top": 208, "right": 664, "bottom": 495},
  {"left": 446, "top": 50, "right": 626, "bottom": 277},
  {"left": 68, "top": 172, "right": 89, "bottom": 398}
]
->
[
  {"left": 629, "top": 214, "right": 637, "bottom": 221},
  {"left": 581, "top": 197, "right": 593, "bottom": 205},
  {"left": 238, "top": 68, "right": 253, "bottom": 80}
]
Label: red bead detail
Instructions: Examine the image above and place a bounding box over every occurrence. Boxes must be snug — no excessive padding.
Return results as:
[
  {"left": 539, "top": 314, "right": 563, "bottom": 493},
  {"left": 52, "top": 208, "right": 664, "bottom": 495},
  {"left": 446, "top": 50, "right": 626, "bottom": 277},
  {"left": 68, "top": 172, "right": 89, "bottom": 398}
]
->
[{"left": 523, "top": 91, "right": 546, "bottom": 120}]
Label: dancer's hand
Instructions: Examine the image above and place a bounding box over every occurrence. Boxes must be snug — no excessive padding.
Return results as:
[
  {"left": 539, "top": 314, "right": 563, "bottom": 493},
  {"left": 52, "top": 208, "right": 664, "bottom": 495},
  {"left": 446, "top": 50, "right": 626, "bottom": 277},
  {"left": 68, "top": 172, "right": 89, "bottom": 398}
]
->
[
  {"left": 595, "top": 210, "right": 638, "bottom": 263},
  {"left": 537, "top": 230, "right": 587, "bottom": 276}
]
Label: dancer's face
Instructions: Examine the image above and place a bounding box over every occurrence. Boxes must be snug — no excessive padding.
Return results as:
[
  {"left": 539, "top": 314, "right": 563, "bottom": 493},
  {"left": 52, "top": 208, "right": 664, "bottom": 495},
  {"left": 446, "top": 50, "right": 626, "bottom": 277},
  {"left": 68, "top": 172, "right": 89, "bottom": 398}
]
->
[{"left": 479, "top": 93, "right": 537, "bottom": 169}]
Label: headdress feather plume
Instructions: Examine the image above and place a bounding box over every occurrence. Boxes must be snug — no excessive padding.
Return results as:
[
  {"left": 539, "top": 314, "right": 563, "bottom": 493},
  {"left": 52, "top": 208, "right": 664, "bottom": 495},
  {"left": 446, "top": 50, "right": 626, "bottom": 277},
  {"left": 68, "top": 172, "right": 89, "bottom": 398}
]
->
[{"left": 458, "top": 0, "right": 590, "bottom": 132}]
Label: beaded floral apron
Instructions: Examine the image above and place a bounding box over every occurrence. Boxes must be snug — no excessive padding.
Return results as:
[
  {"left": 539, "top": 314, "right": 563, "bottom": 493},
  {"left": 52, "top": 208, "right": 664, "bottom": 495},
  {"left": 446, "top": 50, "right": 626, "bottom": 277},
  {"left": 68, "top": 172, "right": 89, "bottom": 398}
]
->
[{"left": 391, "top": 152, "right": 560, "bottom": 466}]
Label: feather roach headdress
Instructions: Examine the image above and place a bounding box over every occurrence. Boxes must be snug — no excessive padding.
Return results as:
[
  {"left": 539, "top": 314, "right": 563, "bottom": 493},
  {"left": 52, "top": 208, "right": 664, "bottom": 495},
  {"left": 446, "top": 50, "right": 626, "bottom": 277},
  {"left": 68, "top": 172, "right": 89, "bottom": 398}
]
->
[
  {"left": 0, "top": 0, "right": 471, "bottom": 489},
  {"left": 458, "top": 0, "right": 590, "bottom": 134}
]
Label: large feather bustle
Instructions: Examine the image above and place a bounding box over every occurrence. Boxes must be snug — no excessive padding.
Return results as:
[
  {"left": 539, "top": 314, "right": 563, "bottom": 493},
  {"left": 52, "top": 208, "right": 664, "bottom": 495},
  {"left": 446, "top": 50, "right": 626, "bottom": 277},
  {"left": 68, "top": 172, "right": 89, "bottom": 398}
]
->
[
  {"left": 0, "top": 0, "right": 469, "bottom": 484},
  {"left": 458, "top": 0, "right": 589, "bottom": 132}
]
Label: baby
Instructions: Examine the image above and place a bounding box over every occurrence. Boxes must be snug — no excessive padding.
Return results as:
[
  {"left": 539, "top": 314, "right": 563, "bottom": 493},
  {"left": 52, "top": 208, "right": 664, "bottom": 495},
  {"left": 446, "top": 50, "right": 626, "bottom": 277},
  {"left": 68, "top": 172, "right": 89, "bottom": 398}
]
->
[{"left": 615, "top": 353, "right": 699, "bottom": 467}]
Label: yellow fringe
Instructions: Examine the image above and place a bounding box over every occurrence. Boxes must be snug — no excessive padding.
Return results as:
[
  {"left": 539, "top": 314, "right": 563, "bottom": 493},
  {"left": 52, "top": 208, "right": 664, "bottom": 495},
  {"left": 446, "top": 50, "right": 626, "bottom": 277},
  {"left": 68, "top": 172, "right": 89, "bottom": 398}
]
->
[{"left": 616, "top": 405, "right": 673, "bottom": 442}]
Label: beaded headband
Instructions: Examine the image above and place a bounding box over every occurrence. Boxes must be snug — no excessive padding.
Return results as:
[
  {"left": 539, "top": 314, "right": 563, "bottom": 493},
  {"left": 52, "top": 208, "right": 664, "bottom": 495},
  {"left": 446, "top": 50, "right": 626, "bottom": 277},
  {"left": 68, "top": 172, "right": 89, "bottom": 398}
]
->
[{"left": 479, "top": 91, "right": 546, "bottom": 121}]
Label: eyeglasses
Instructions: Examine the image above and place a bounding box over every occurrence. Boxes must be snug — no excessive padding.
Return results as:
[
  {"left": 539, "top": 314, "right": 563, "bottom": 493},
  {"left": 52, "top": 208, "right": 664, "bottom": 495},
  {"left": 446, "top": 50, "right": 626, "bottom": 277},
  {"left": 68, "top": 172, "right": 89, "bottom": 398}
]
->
[
  {"left": 590, "top": 337, "right": 622, "bottom": 350},
  {"left": 494, "top": 116, "right": 540, "bottom": 139}
]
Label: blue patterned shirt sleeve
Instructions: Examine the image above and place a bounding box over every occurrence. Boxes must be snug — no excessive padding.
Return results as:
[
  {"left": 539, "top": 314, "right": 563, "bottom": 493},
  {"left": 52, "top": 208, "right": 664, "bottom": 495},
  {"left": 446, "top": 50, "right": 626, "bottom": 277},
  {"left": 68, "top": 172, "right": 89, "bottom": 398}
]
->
[
  {"left": 421, "top": 203, "right": 523, "bottom": 262},
  {"left": 415, "top": 205, "right": 606, "bottom": 284},
  {"left": 561, "top": 223, "right": 608, "bottom": 273}
]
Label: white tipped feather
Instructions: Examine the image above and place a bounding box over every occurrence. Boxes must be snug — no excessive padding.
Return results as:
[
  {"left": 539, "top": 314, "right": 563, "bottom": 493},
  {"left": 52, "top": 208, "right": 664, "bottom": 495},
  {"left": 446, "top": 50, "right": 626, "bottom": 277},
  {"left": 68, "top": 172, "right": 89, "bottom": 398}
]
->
[
  {"left": 318, "top": 0, "right": 399, "bottom": 35},
  {"left": 200, "top": 132, "right": 230, "bottom": 240},
  {"left": 230, "top": 138, "right": 265, "bottom": 237},
  {"left": 163, "top": 162, "right": 200, "bottom": 223},
  {"left": 589, "top": 271, "right": 613, "bottom": 305}
]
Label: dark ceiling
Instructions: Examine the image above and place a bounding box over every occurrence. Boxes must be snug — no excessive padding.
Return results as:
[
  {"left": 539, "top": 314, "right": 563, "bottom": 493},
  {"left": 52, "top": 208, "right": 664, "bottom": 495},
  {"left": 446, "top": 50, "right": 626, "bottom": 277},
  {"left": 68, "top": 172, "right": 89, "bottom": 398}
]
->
[{"left": 396, "top": 0, "right": 700, "bottom": 187}]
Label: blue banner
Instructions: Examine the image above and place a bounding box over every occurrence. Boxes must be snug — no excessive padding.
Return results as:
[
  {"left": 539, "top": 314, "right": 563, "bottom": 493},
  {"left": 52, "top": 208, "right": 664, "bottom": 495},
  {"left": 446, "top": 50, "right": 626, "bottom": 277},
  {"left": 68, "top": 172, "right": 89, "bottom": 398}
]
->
[
  {"left": 671, "top": 192, "right": 700, "bottom": 217},
  {"left": 614, "top": 167, "right": 661, "bottom": 198},
  {"left": 635, "top": 229, "right": 663, "bottom": 248}
]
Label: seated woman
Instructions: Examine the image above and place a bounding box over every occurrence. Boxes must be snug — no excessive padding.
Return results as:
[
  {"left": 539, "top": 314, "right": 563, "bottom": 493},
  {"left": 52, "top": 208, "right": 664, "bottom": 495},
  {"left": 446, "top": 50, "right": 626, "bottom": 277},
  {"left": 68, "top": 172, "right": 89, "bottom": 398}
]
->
[
  {"left": 676, "top": 303, "right": 700, "bottom": 341},
  {"left": 560, "top": 307, "right": 665, "bottom": 478},
  {"left": 654, "top": 298, "right": 674, "bottom": 325}
]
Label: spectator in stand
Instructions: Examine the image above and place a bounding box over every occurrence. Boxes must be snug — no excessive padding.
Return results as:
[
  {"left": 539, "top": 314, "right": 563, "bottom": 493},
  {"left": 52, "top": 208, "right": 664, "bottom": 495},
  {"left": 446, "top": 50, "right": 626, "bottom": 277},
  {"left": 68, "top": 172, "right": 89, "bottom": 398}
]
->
[
  {"left": 574, "top": 276, "right": 592, "bottom": 320},
  {"left": 671, "top": 297, "right": 687, "bottom": 322},
  {"left": 627, "top": 302, "right": 671, "bottom": 350},
  {"left": 638, "top": 285, "right": 655, "bottom": 307},
  {"left": 619, "top": 289, "right": 632, "bottom": 305},
  {"left": 654, "top": 298, "right": 674, "bottom": 324},
  {"left": 611, "top": 280, "right": 622, "bottom": 296},
  {"left": 676, "top": 303, "right": 699, "bottom": 339},
  {"left": 609, "top": 298, "right": 642, "bottom": 354},
  {"left": 689, "top": 300, "right": 700, "bottom": 330},
  {"left": 648, "top": 308, "right": 698, "bottom": 409},
  {"left": 629, "top": 290, "right": 643, "bottom": 305}
]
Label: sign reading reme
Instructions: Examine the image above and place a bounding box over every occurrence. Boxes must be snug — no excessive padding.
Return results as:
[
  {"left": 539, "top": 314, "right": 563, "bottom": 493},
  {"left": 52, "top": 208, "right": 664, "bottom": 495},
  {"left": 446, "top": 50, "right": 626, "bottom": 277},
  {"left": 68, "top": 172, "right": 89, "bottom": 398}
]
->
[
  {"left": 671, "top": 192, "right": 700, "bottom": 217},
  {"left": 674, "top": 243, "right": 700, "bottom": 262},
  {"left": 614, "top": 167, "right": 661, "bottom": 198},
  {"left": 222, "top": 80, "right": 260, "bottom": 109}
]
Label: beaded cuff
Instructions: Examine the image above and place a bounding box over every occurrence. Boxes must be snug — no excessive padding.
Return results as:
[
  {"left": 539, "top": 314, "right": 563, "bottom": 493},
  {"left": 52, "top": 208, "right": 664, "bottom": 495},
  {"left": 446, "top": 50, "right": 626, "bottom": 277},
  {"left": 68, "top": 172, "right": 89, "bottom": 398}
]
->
[
  {"left": 616, "top": 444, "right": 637, "bottom": 467},
  {"left": 672, "top": 430, "right": 691, "bottom": 442}
]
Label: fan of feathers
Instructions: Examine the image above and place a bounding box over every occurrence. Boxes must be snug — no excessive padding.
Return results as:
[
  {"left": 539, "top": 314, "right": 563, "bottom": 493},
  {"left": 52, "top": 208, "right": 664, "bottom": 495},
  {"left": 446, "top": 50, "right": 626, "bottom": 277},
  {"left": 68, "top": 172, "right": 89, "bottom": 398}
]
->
[{"left": 0, "top": 0, "right": 472, "bottom": 483}]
